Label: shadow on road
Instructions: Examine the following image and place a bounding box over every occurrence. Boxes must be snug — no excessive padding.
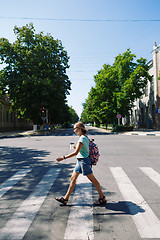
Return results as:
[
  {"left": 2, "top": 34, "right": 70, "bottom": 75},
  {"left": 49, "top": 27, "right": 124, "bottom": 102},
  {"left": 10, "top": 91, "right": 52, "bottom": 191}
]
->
[
  {"left": 0, "top": 146, "right": 75, "bottom": 198},
  {"left": 52, "top": 127, "right": 111, "bottom": 136},
  {"left": 106, "top": 200, "right": 145, "bottom": 215},
  {"left": 87, "top": 128, "right": 111, "bottom": 136},
  {"left": 0, "top": 146, "right": 50, "bottom": 171}
]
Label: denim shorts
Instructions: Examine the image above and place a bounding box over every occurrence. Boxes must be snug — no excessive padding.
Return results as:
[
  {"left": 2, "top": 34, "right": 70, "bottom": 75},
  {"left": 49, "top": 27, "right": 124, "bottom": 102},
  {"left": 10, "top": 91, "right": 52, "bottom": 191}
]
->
[{"left": 74, "top": 157, "right": 93, "bottom": 176}]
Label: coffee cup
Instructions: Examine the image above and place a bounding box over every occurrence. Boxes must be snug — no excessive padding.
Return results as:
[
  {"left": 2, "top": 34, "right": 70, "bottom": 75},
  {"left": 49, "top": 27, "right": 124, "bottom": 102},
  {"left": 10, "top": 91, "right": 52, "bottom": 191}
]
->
[{"left": 70, "top": 143, "right": 75, "bottom": 149}]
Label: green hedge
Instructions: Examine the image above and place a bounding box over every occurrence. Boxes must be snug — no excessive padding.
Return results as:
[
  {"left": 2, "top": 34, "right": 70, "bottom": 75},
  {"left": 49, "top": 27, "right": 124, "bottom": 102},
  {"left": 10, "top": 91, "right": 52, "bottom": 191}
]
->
[{"left": 113, "top": 125, "right": 134, "bottom": 132}]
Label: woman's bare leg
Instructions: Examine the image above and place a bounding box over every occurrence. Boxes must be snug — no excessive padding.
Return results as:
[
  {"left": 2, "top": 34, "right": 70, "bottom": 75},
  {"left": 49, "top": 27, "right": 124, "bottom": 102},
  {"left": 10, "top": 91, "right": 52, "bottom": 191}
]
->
[
  {"left": 64, "top": 171, "right": 80, "bottom": 200},
  {"left": 87, "top": 173, "right": 104, "bottom": 198}
]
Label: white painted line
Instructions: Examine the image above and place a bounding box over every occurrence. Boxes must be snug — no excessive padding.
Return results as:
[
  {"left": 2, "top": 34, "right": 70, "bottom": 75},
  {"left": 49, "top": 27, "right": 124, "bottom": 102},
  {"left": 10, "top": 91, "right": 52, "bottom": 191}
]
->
[
  {"left": 140, "top": 167, "right": 160, "bottom": 188},
  {"left": 110, "top": 167, "right": 160, "bottom": 238},
  {"left": 0, "top": 169, "right": 32, "bottom": 198},
  {"left": 64, "top": 174, "right": 94, "bottom": 240},
  {"left": 0, "top": 168, "right": 61, "bottom": 240}
]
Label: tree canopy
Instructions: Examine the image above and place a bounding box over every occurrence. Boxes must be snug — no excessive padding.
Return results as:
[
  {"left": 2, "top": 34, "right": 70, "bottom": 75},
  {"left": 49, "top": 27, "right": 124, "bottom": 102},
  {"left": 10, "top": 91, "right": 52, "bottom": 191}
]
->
[
  {"left": 0, "top": 23, "right": 72, "bottom": 124},
  {"left": 62, "top": 105, "right": 79, "bottom": 125},
  {"left": 81, "top": 49, "right": 152, "bottom": 125}
]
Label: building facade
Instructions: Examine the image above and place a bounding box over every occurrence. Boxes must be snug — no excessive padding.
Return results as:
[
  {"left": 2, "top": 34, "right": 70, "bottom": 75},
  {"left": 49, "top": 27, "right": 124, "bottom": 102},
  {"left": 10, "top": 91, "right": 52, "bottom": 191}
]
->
[
  {"left": 130, "top": 42, "right": 160, "bottom": 129},
  {"left": 0, "top": 95, "right": 33, "bottom": 132}
]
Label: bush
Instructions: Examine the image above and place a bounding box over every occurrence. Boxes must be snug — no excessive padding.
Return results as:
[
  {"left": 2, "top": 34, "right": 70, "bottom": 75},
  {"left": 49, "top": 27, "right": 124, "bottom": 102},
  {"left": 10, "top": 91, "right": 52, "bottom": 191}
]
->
[{"left": 113, "top": 125, "right": 134, "bottom": 132}]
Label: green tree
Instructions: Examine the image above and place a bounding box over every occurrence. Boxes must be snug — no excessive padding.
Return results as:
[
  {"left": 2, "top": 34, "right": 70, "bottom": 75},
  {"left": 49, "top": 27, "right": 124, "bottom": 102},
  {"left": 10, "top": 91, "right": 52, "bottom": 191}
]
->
[
  {"left": 68, "top": 106, "right": 79, "bottom": 123},
  {"left": 81, "top": 87, "right": 101, "bottom": 125},
  {"left": 61, "top": 105, "right": 79, "bottom": 124},
  {"left": 0, "top": 23, "right": 71, "bottom": 124},
  {"left": 81, "top": 102, "right": 90, "bottom": 123},
  {"left": 81, "top": 49, "right": 152, "bottom": 125}
]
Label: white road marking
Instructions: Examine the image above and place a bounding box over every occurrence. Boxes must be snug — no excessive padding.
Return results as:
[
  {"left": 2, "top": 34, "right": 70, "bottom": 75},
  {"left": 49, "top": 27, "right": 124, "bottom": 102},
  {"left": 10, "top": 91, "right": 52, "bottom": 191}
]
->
[
  {"left": 110, "top": 167, "right": 160, "bottom": 238},
  {"left": 64, "top": 174, "right": 94, "bottom": 240},
  {"left": 0, "top": 169, "right": 31, "bottom": 198},
  {"left": 140, "top": 167, "right": 160, "bottom": 187},
  {"left": 0, "top": 168, "right": 61, "bottom": 240}
]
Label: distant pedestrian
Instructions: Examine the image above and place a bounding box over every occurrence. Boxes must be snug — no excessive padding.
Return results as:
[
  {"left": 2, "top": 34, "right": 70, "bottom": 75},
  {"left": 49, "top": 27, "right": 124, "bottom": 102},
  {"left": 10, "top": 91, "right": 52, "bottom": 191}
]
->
[{"left": 55, "top": 121, "right": 106, "bottom": 206}]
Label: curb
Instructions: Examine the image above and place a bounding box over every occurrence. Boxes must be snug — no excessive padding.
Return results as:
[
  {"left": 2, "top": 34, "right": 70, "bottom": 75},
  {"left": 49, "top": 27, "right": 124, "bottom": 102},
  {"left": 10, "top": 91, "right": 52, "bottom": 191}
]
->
[
  {"left": 124, "top": 132, "right": 160, "bottom": 137},
  {"left": 93, "top": 126, "right": 160, "bottom": 137}
]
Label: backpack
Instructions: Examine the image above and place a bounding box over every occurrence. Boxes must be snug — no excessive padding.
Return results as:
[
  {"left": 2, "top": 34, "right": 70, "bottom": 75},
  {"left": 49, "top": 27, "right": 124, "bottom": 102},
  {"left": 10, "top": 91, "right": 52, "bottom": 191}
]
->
[{"left": 88, "top": 139, "right": 100, "bottom": 165}]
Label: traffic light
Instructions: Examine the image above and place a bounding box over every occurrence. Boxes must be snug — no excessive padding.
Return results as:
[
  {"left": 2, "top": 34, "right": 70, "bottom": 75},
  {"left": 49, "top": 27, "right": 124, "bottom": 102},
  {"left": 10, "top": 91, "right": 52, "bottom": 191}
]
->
[{"left": 41, "top": 107, "right": 46, "bottom": 118}]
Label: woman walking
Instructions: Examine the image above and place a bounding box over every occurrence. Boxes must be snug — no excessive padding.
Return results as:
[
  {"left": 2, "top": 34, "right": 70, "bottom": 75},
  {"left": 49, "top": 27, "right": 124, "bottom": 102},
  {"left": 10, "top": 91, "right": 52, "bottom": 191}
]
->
[{"left": 55, "top": 121, "right": 106, "bottom": 206}]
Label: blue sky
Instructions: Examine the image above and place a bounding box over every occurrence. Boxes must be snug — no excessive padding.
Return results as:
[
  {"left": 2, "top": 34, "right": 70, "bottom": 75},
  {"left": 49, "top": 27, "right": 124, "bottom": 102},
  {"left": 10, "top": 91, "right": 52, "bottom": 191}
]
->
[{"left": 0, "top": 0, "right": 160, "bottom": 117}]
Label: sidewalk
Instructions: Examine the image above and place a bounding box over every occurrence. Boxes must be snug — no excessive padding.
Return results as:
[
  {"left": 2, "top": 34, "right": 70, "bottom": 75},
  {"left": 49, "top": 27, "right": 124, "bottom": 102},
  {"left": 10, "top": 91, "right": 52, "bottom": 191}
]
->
[
  {"left": 0, "top": 130, "right": 41, "bottom": 139},
  {"left": 94, "top": 126, "right": 160, "bottom": 137}
]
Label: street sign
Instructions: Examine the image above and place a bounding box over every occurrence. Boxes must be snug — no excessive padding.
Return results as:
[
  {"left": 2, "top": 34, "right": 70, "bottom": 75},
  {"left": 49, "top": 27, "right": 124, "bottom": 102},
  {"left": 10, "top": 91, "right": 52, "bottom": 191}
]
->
[
  {"left": 116, "top": 114, "right": 122, "bottom": 119},
  {"left": 156, "top": 109, "right": 160, "bottom": 113}
]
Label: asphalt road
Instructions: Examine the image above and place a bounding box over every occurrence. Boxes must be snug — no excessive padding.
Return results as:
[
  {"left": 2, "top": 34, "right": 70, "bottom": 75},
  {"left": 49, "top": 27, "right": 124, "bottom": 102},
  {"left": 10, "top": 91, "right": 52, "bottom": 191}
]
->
[{"left": 0, "top": 127, "right": 160, "bottom": 240}]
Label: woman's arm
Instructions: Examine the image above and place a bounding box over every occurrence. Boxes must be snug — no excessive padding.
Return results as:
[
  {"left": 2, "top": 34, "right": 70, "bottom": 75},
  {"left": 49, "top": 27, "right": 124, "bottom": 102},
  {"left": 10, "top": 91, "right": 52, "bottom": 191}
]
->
[{"left": 56, "top": 142, "right": 83, "bottom": 162}]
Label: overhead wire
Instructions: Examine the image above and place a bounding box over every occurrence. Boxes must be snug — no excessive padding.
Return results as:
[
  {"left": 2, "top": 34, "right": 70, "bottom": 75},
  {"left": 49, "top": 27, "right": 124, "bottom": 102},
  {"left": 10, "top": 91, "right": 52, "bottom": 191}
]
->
[
  {"left": 0, "top": 17, "right": 160, "bottom": 22},
  {"left": 0, "top": 16, "right": 158, "bottom": 82}
]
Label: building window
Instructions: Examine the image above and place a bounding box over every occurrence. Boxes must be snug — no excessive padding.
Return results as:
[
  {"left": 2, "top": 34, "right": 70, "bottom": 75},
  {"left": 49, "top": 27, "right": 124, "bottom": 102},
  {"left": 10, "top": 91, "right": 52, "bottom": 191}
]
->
[
  {"left": 144, "top": 83, "right": 148, "bottom": 97},
  {"left": 141, "top": 108, "right": 144, "bottom": 124},
  {"left": 6, "top": 111, "right": 9, "bottom": 122},
  {"left": 152, "top": 105, "right": 155, "bottom": 124},
  {"left": 151, "top": 76, "right": 154, "bottom": 93},
  {"left": 135, "top": 110, "right": 137, "bottom": 122},
  {"left": 146, "top": 107, "right": 148, "bottom": 118},
  {"left": 11, "top": 112, "right": 13, "bottom": 122}
]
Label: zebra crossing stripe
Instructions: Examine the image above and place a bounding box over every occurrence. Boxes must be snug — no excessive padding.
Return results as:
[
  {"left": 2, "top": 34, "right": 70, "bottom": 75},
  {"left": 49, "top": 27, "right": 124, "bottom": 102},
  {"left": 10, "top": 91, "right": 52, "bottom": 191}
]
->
[
  {"left": 0, "top": 168, "right": 32, "bottom": 198},
  {"left": 0, "top": 168, "right": 61, "bottom": 240},
  {"left": 140, "top": 167, "right": 160, "bottom": 187},
  {"left": 110, "top": 167, "right": 160, "bottom": 238},
  {"left": 64, "top": 174, "right": 94, "bottom": 240}
]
